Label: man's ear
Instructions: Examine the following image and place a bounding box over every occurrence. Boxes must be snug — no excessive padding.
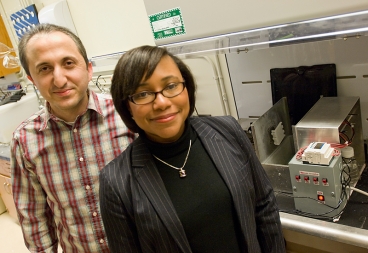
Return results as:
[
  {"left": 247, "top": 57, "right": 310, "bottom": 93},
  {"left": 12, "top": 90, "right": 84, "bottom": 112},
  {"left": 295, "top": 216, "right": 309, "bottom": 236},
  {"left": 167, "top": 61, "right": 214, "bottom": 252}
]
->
[{"left": 27, "top": 75, "right": 34, "bottom": 83}]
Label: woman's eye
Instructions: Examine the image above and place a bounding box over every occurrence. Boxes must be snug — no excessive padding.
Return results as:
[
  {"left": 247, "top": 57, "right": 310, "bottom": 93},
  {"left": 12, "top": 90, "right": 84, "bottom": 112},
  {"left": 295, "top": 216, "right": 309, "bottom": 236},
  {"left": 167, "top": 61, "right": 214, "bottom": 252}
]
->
[
  {"left": 166, "top": 83, "right": 178, "bottom": 90},
  {"left": 136, "top": 92, "right": 150, "bottom": 98}
]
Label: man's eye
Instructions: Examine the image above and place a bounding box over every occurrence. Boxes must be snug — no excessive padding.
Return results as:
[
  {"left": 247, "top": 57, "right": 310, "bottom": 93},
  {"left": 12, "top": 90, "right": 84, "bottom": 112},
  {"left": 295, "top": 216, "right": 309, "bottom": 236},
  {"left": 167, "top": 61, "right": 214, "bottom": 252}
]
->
[
  {"left": 65, "top": 61, "right": 75, "bottom": 67},
  {"left": 39, "top": 66, "right": 50, "bottom": 73}
]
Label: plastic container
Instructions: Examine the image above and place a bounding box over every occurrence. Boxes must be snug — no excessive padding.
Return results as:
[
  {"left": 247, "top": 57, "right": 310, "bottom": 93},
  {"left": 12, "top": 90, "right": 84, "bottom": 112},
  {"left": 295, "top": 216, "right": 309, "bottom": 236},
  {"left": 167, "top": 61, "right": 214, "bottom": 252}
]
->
[{"left": 341, "top": 146, "right": 360, "bottom": 183}]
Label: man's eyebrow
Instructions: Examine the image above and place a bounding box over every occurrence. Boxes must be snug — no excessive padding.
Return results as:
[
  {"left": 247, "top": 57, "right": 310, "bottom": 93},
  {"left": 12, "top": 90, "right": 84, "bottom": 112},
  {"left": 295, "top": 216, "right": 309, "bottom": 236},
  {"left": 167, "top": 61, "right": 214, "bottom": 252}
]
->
[{"left": 34, "top": 56, "right": 78, "bottom": 69}]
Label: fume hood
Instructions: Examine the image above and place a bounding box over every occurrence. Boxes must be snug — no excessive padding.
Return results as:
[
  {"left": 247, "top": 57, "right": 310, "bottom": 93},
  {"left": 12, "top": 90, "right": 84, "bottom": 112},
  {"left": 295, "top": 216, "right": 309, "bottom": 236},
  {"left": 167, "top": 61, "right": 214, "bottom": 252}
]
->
[{"left": 135, "top": 3, "right": 368, "bottom": 252}]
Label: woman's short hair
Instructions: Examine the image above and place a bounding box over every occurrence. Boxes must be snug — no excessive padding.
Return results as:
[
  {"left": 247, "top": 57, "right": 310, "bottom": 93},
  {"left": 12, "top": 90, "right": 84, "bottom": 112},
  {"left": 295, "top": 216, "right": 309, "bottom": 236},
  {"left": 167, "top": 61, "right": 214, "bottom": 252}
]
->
[{"left": 111, "top": 45, "right": 196, "bottom": 133}]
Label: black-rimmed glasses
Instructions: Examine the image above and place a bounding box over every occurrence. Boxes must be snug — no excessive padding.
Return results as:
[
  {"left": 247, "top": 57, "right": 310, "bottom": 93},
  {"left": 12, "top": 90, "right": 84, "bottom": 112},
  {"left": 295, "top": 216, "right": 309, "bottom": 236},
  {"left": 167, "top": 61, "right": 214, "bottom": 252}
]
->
[{"left": 128, "top": 82, "right": 186, "bottom": 105}]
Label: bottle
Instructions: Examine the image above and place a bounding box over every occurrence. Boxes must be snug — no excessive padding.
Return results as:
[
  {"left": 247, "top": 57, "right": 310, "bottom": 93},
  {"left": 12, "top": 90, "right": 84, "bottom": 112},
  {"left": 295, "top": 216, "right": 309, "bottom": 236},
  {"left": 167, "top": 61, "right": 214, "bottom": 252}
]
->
[{"left": 341, "top": 146, "right": 360, "bottom": 183}]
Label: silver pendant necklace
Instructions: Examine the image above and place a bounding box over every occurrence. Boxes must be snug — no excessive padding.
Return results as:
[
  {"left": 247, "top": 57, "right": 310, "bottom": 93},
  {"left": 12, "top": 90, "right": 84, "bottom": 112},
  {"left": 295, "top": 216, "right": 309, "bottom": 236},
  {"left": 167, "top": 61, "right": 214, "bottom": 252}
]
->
[{"left": 153, "top": 140, "right": 192, "bottom": 178}]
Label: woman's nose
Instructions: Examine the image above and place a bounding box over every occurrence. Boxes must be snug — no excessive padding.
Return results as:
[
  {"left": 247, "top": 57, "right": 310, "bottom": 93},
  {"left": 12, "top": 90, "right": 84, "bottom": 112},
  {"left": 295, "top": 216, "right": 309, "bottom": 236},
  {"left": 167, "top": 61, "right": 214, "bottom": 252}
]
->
[{"left": 153, "top": 92, "right": 171, "bottom": 109}]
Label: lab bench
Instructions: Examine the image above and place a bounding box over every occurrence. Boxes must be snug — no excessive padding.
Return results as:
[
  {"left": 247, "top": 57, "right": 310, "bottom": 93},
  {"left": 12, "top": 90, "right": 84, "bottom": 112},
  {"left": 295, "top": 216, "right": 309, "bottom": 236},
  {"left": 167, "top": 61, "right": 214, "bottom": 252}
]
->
[{"left": 278, "top": 166, "right": 368, "bottom": 253}]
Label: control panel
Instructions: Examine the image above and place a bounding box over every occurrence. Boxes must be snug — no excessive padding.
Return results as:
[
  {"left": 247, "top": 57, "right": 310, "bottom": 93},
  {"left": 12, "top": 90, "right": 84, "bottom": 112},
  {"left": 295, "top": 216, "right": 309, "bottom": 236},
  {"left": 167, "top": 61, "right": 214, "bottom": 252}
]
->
[{"left": 289, "top": 154, "right": 348, "bottom": 218}]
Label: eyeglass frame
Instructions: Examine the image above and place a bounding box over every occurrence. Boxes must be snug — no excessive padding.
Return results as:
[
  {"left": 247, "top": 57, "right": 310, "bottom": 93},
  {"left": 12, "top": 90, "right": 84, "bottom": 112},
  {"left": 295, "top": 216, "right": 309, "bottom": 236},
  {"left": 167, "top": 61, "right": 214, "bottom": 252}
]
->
[{"left": 128, "top": 81, "right": 186, "bottom": 105}]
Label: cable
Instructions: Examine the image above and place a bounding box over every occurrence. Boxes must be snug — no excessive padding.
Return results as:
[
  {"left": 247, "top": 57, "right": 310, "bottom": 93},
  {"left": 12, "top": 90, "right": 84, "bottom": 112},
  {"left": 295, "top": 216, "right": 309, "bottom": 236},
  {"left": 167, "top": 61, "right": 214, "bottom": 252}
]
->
[
  {"left": 194, "top": 107, "right": 199, "bottom": 116},
  {"left": 95, "top": 75, "right": 104, "bottom": 93},
  {"left": 349, "top": 186, "right": 368, "bottom": 197}
]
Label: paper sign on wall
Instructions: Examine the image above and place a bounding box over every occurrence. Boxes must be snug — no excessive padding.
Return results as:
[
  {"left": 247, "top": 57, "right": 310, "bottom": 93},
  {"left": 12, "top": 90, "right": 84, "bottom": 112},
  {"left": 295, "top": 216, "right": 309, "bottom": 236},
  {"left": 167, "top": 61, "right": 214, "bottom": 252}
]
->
[{"left": 149, "top": 7, "right": 185, "bottom": 40}]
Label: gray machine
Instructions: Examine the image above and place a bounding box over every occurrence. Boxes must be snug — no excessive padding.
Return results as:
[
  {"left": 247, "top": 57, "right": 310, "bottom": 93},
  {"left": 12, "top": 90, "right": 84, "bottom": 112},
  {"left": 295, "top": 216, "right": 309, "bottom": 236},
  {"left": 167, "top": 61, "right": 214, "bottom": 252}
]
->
[
  {"left": 251, "top": 96, "right": 365, "bottom": 218},
  {"left": 293, "top": 96, "right": 365, "bottom": 186},
  {"left": 288, "top": 155, "right": 347, "bottom": 218}
]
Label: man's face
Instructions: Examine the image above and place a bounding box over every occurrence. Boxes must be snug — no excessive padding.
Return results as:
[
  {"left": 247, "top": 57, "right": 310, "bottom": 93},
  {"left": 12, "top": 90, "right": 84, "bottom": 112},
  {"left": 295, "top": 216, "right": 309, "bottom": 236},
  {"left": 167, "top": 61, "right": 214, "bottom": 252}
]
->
[{"left": 26, "top": 31, "right": 92, "bottom": 122}]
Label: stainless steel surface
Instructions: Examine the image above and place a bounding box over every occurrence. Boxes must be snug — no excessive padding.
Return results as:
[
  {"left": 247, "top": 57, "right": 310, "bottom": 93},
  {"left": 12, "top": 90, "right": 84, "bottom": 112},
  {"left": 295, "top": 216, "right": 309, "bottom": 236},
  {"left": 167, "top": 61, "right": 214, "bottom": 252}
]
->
[
  {"left": 281, "top": 212, "right": 368, "bottom": 249},
  {"left": 251, "top": 98, "right": 294, "bottom": 192},
  {"left": 293, "top": 96, "right": 365, "bottom": 184}
]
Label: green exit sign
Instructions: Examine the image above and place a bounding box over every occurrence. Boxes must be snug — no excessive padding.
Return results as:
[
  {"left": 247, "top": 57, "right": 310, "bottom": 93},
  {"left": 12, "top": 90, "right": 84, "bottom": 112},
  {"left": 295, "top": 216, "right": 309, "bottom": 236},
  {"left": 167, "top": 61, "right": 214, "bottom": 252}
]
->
[{"left": 149, "top": 7, "right": 186, "bottom": 40}]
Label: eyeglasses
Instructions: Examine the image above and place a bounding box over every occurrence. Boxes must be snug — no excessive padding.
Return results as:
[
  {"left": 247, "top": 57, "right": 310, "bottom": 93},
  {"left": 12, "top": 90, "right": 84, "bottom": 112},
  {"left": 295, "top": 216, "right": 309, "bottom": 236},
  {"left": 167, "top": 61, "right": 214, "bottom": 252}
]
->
[{"left": 128, "top": 81, "right": 186, "bottom": 105}]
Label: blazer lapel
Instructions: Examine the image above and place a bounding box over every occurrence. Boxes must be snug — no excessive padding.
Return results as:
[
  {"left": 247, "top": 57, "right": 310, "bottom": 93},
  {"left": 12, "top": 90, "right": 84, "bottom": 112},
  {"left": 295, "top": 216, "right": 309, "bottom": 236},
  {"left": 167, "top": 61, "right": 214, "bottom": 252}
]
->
[{"left": 131, "top": 138, "right": 192, "bottom": 253}]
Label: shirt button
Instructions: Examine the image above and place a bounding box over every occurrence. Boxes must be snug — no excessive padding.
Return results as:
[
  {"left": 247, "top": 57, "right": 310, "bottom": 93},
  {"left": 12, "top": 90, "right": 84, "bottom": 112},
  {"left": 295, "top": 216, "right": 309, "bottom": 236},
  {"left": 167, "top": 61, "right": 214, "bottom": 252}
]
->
[
  {"left": 100, "top": 239, "right": 104, "bottom": 244},
  {"left": 73, "top": 129, "right": 78, "bottom": 133},
  {"left": 86, "top": 185, "right": 91, "bottom": 190},
  {"left": 79, "top": 157, "right": 84, "bottom": 162},
  {"left": 93, "top": 212, "right": 97, "bottom": 216}
]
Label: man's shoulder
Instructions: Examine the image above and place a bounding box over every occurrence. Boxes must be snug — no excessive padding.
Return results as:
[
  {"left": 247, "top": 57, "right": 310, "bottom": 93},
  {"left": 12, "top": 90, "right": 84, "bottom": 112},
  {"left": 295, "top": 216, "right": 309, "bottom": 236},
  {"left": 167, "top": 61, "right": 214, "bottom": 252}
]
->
[{"left": 13, "top": 109, "right": 45, "bottom": 135}]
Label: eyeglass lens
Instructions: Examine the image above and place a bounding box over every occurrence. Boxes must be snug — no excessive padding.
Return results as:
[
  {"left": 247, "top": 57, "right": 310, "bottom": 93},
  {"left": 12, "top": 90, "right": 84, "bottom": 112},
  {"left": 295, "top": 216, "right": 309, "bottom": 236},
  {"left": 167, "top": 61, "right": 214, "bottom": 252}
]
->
[{"left": 131, "top": 82, "right": 185, "bottom": 105}]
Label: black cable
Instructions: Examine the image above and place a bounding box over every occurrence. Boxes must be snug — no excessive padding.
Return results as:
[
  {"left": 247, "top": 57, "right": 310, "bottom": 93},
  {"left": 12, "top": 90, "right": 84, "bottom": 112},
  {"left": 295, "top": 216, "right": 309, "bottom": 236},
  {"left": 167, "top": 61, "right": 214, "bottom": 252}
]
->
[
  {"left": 95, "top": 75, "right": 104, "bottom": 93},
  {"left": 194, "top": 107, "right": 199, "bottom": 116}
]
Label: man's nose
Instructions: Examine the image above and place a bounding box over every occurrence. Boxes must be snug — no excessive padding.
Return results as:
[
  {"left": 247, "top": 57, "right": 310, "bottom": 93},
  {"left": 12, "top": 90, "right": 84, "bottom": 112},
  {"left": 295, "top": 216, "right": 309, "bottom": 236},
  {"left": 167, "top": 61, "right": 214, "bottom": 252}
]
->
[{"left": 53, "top": 67, "right": 67, "bottom": 88}]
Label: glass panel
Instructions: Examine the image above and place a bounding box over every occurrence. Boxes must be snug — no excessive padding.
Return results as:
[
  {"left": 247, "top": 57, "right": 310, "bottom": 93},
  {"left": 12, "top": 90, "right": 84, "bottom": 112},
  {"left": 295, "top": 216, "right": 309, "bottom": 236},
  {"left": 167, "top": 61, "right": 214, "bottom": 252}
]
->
[{"left": 160, "top": 10, "right": 368, "bottom": 57}]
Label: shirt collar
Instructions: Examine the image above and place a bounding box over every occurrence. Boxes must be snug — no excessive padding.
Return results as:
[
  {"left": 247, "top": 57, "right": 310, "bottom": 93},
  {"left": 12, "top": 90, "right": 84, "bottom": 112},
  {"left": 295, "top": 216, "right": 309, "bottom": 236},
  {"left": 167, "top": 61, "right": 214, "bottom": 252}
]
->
[{"left": 40, "top": 89, "right": 104, "bottom": 130}]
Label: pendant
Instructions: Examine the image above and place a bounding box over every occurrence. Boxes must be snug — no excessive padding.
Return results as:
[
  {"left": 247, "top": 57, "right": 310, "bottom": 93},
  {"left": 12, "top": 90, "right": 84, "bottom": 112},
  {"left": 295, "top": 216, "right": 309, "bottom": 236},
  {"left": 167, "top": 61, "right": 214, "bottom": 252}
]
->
[{"left": 179, "top": 169, "right": 186, "bottom": 178}]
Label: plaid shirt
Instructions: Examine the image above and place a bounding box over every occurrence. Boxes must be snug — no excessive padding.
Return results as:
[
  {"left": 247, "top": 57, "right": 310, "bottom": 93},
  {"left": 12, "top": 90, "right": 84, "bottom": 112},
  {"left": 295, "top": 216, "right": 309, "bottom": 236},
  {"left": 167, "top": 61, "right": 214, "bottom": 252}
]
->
[{"left": 11, "top": 90, "right": 134, "bottom": 253}]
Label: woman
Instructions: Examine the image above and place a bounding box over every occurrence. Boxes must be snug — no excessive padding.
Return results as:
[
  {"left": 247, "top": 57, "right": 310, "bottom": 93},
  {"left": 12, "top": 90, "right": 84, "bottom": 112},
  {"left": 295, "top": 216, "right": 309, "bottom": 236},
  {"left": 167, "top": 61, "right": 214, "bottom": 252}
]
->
[{"left": 100, "top": 45, "right": 285, "bottom": 253}]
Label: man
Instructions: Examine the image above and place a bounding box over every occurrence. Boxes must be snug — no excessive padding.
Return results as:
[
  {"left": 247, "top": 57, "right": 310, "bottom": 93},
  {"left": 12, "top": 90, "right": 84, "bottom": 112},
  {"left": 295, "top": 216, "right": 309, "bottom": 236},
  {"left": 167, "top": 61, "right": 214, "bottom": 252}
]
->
[{"left": 11, "top": 23, "right": 134, "bottom": 252}]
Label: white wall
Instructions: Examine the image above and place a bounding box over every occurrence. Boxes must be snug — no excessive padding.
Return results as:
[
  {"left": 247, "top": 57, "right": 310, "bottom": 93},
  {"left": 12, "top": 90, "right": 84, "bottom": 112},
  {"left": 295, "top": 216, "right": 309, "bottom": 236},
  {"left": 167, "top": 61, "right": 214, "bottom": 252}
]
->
[{"left": 0, "top": 0, "right": 155, "bottom": 58}]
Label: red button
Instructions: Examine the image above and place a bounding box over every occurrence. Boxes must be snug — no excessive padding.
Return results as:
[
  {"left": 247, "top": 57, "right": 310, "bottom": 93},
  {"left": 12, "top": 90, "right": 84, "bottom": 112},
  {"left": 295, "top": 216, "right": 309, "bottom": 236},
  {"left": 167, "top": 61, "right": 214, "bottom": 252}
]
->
[
  {"left": 295, "top": 175, "right": 301, "bottom": 180},
  {"left": 313, "top": 177, "right": 318, "bottom": 182},
  {"left": 304, "top": 176, "right": 309, "bottom": 181},
  {"left": 322, "top": 178, "right": 328, "bottom": 183}
]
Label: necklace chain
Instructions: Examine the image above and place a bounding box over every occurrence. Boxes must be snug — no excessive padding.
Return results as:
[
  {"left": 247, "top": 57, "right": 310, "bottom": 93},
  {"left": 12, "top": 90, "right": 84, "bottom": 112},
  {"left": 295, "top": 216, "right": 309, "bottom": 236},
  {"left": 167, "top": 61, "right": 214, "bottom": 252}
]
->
[{"left": 153, "top": 140, "right": 192, "bottom": 178}]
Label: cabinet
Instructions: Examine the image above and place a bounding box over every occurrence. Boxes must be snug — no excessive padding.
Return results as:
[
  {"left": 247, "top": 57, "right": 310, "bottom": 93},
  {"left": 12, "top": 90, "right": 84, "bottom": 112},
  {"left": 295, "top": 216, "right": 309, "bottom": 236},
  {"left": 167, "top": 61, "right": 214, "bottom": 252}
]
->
[
  {"left": 0, "top": 174, "right": 18, "bottom": 221},
  {"left": 0, "top": 14, "right": 20, "bottom": 77}
]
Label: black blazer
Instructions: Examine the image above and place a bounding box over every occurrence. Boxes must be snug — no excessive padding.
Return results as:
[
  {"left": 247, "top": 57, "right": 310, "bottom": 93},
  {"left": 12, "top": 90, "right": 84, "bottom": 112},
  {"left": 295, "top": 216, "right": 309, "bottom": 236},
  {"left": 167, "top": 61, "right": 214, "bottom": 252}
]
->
[{"left": 100, "top": 116, "right": 285, "bottom": 253}]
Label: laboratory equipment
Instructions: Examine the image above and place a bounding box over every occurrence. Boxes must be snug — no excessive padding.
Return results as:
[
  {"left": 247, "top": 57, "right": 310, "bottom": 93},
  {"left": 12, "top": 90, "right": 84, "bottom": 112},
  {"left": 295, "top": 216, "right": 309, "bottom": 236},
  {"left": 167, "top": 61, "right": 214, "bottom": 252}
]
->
[
  {"left": 288, "top": 155, "right": 347, "bottom": 219},
  {"left": 293, "top": 96, "right": 365, "bottom": 186},
  {"left": 0, "top": 42, "right": 20, "bottom": 69},
  {"left": 0, "top": 42, "right": 15, "bottom": 58},
  {"left": 341, "top": 146, "right": 360, "bottom": 182}
]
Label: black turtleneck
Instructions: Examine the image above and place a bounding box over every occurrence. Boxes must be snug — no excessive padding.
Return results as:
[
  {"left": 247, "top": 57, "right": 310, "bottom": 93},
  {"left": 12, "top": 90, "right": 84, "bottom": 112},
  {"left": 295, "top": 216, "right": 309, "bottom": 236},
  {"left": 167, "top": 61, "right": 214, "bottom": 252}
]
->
[{"left": 139, "top": 120, "right": 244, "bottom": 253}]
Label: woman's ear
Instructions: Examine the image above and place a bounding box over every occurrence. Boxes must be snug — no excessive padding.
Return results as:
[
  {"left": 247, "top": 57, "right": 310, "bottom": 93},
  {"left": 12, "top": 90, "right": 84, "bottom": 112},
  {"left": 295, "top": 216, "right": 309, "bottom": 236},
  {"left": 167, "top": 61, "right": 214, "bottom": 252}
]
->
[{"left": 127, "top": 101, "right": 133, "bottom": 119}]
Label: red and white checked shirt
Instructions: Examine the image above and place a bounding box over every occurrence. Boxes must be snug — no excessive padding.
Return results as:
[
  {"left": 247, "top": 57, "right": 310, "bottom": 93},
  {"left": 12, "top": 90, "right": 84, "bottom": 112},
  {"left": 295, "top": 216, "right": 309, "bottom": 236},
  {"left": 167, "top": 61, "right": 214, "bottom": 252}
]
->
[{"left": 11, "top": 90, "right": 134, "bottom": 253}]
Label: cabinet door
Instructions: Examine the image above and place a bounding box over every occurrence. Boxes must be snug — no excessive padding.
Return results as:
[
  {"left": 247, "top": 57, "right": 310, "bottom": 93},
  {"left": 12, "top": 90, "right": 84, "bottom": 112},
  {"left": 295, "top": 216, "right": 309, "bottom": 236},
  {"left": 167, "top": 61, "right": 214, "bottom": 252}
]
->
[
  {"left": 0, "top": 174, "right": 18, "bottom": 222},
  {"left": 0, "top": 15, "right": 20, "bottom": 77}
]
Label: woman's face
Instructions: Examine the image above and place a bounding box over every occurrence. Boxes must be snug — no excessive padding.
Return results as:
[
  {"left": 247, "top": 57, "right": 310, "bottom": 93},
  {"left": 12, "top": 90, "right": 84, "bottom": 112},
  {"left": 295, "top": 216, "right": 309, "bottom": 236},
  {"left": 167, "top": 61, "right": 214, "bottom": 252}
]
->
[{"left": 128, "top": 56, "right": 190, "bottom": 143}]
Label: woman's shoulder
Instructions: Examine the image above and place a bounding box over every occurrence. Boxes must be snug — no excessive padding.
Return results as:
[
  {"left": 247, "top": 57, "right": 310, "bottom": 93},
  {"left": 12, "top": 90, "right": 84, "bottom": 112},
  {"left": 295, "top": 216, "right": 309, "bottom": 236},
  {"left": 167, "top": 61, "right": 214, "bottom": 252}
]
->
[{"left": 190, "top": 115, "right": 239, "bottom": 130}]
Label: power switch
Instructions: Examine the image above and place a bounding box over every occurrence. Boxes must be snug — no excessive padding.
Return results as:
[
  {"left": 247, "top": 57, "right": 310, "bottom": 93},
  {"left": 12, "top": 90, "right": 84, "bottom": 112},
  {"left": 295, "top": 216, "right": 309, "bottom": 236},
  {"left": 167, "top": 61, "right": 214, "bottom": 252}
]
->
[{"left": 322, "top": 178, "right": 329, "bottom": 186}]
